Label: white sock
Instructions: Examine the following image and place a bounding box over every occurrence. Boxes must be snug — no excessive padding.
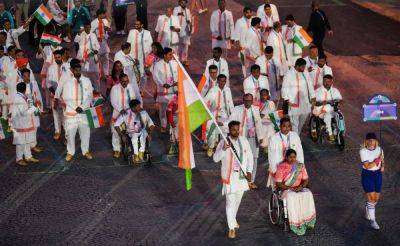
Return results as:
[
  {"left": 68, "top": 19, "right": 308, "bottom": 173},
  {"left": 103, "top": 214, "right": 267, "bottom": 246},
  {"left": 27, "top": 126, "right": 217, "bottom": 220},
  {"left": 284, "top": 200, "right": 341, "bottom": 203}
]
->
[{"left": 367, "top": 202, "right": 376, "bottom": 221}]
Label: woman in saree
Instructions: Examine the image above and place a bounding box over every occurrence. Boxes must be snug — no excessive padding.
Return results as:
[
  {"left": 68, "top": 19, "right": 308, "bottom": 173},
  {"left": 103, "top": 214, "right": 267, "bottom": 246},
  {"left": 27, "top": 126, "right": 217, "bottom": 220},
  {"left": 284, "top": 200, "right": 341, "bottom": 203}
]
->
[{"left": 275, "top": 149, "right": 316, "bottom": 236}]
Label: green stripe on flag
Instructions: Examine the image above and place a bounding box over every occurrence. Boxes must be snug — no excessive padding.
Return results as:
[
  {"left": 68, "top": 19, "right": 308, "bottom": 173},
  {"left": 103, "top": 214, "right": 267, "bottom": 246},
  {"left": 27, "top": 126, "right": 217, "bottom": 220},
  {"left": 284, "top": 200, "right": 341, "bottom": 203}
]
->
[
  {"left": 185, "top": 169, "right": 192, "bottom": 191},
  {"left": 293, "top": 36, "right": 306, "bottom": 49},
  {"left": 187, "top": 100, "right": 211, "bottom": 132},
  {"left": 269, "top": 112, "right": 280, "bottom": 132},
  {"left": 85, "top": 109, "right": 95, "bottom": 128},
  {"left": 34, "top": 12, "right": 50, "bottom": 26}
]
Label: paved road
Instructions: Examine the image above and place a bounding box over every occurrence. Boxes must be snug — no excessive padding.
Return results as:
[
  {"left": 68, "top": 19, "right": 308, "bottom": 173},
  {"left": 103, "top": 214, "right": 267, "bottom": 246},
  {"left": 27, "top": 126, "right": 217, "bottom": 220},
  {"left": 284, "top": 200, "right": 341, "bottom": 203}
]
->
[{"left": 0, "top": 0, "right": 399, "bottom": 245}]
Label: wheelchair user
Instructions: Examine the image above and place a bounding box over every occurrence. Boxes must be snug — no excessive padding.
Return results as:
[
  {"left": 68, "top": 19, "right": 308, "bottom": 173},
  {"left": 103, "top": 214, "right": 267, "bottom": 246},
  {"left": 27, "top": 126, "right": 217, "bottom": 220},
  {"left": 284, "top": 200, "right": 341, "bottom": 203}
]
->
[
  {"left": 114, "top": 99, "right": 155, "bottom": 162},
  {"left": 275, "top": 149, "right": 316, "bottom": 236},
  {"left": 312, "top": 74, "right": 342, "bottom": 142}
]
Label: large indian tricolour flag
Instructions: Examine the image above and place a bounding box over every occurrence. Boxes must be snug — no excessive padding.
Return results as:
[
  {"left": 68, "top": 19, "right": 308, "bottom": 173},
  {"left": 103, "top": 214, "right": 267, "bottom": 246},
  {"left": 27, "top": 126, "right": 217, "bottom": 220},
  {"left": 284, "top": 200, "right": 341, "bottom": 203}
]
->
[
  {"left": 293, "top": 27, "right": 313, "bottom": 49},
  {"left": 85, "top": 106, "right": 105, "bottom": 129},
  {"left": 177, "top": 56, "right": 212, "bottom": 190},
  {"left": 34, "top": 4, "right": 53, "bottom": 26}
]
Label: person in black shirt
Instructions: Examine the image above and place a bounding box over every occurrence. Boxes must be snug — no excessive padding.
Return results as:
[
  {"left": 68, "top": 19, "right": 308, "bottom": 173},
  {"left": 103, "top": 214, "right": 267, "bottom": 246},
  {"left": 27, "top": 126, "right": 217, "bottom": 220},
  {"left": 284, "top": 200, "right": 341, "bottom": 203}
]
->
[
  {"left": 307, "top": 1, "right": 333, "bottom": 55},
  {"left": 135, "top": 0, "right": 148, "bottom": 30}
]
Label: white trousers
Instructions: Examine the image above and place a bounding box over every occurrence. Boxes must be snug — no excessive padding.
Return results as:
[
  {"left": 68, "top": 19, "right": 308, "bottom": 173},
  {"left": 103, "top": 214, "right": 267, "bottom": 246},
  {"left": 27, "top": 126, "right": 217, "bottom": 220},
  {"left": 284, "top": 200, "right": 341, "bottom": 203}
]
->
[
  {"left": 226, "top": 191, "right": 244, "bottom": 230},
  {"left": 65, "top": 117, "right": 91, "bottom": 156},
  {"left": 159, "top": 102, "right": 168, "bottom": 128},
  {"left": 178, "top": 37, "right": 190, "bottom": 62},
  {"left": 130, "top": 131, "right": 147, "bottom": 154},
  {"left": 111, "top": 122, "right": 121, "bottom": 152},
  {"left": 248, "top": 137, "right": 259, "bottom": 183},
  {"left": 290, "top": 113, "right": 309, "bottom": 135},
  {"left": 16, "top": 144, "right": 32, "bottom": 161},
  {"left": 320, "top": 112, "right": 333, "bottom": 135},
  {"left": 52, "top": 99, "right": 63, "bottom": 134}
]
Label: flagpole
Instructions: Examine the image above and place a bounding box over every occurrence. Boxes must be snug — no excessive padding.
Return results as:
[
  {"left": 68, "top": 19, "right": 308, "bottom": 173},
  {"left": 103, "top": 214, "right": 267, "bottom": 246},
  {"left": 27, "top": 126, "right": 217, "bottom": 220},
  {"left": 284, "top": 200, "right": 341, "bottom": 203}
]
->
[{"left": 173, "top": 54, "right": 249, "bottom": 179}]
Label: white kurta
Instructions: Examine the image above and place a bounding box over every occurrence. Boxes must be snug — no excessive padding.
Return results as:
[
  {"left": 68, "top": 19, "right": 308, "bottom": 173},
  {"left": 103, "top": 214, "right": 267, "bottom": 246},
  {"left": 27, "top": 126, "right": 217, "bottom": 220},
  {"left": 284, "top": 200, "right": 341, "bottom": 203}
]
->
[
  {"left": 309, "top": 65, "right": 333, "bottom": 90},
  {"left": 25, "top": 81, "right": 43, "bottom": 128},
  {"left": 232, "top": 16, "right": 251, "bottom": 45},
  {"left": 110, "top": 83, "right": 139, "bottom": 122},
  {"left": 304, "top": 56, "right": 318, "bottom": 69},
  {"left": 155, "top": 15, "right": 181, "bottom": 48},
  {"left": 11, "top": 92, "right": 37, "bottom": 145},
  {"left": 259, "top": 100, "right": 276, "bottom": 147},
  {"left": 200, "top": 77, "right": 217, "bottom": 97},
  {"left": 243, "top": 27, "right": 264, "bottom": 61},
  {"left": 313, "top": 86, "right": 342, "bottom": 117},
  {"left": 114, "top": 50, "right": 142, "bottom": 101},
  {"left": 152, "top": 59, "right": 179, "bottom": 103},
  {"left": 210, "top": 9, "right": 235, "bottom": 49},
  {"left": 255, "top": 55, "right": 283, "bottom": 101},
  {"left": 257, "top": 3, "right": 279, "bottom": 22},
  {"left": 213, "top": 136, "right": 253, "bottom": 195},
  {"left": 266, "top": 30, "right": 288, "bottom": 74},
  {"left": 204, "top": 58, "right": 230, "bottom": 82},
  {"left": 243, "top": 75, "right": 269, "bottom": 102},
  {"left": 75, "top": 32, "right": 100, "bottom": 72},
  {"left": 2, "top": 27, "right": 26, "bottom": 49},
  {"left": 281, "top": 24, "right": 303, "bottom": 67},
  {"left": 268, "top": 131, "right": 303, "bottom": 178},
  {"left": 127, "top": 29, "right": 153, "bottom": 75},
  {"left": 204, "top": 85, "right": 234, "bottom": 147},
  {"left": 173, "top": 6, "right": 192, "bottom": 42},
  {"left": 229, "top": 105, "right": 264, "bottom": 141}
]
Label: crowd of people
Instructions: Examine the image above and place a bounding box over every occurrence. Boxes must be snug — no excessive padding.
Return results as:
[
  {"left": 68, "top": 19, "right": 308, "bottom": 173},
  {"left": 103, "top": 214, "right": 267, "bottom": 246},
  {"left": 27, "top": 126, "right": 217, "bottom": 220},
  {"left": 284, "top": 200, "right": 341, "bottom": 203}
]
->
[{"left": 0, "top": 0, "right": 385, "bottom": 239}]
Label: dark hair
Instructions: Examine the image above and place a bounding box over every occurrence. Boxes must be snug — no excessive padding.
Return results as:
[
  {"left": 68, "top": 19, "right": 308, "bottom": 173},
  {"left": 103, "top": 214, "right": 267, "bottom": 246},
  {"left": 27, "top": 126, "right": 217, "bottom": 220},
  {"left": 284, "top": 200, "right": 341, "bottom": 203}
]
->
[
  {"left": 295, "top": 58, "right": 307, "bottom": 67},
  {"left": 111, "top": 61, "right": 123, "bottom": 80},
  {"left": 70, "top": 58, "right": 81, "bottom": 69},
  {"left": 7, "top": 45, "right": 16, "bottom": 53},
  {"left": 323, "top": 74, "right": 333, "bottom": 80},
  {"left": 228, "top": 120, "right": 240, "bottom": 129},
  {"left": 213, "top": 47, "right": 223, "bottom": 54},
  {"left": 285, "top": 149, "right": 297, "bottom": 159},
  {"left": 96, "top": 8, "right": 106, "bottom": 16},
  {"left": 16, "top": 82, "right": 26, "bottom": 93},
  {"left": 273, "top": 21, "right": 281, "bottom": 29},
  {"left": 319, "top": 54, "right": 327, "bottom": 60},
  {"left": 0, "top": 45, "right": 3, "bottom": 52},
  {"left": 251, "top": 17, "right": 261, "bottom": 27},
  {"left": 20, "top": 68, "right": 31, "bottom": 75},
  {"left": 309, "top": 44, "right": 318, "bottom": 50},
  {"left": 217, "top": 74, "right": 227, "bottom": 80},
  {"left": 151, "top": 42, "right": 164, "bottom": 57},
  {"left": 251, "top": 64, "right": 260, "bottom": 72},
  {"left": 119, "top": 72, "right": 129, "bottom": 81},
  {"left": 163, "top": 47, "right": 173, "bottom": 55},
  {"left": 243, "top": 93, "right": 253, "bottom": 99},
  {"left": 121, "top": 42, "right": 131, "bottom": 50},
  {"left": 280, "top": 117, "right": 291, "bottom": 126},
  {"left": 265, "top": 46, "right": 273, "bottom": 54},
  {"left": 260, "top": 88, "right": 270, "bottom": 95},
  {"left": 285, "top": 14, "right": 295, "bottom": 21},
  {"left": 53, "top": 49, "right": 63, "bottom": 56},
  {"left": 129, "top": 99, "right": 141, "bottom": 108},
  {"left": 243, "top": 6, "right": 251, "bottom": 13},
  {"left": 208, "top": 64, "right": 218, "bottom": 71},
  {"left": 264, "top": 3, "right": 271, "bottom": 9}
]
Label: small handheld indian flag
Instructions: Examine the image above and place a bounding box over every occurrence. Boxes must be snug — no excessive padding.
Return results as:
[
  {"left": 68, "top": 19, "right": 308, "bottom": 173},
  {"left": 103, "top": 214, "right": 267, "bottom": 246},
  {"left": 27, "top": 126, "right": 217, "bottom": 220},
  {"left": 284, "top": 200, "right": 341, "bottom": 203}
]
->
[
  {"left": 40, "top": 33, "right": 62, "bottom": 46},
  {"left": 177, "top": 56, "right": 212, "bottom": 190},
  {"left": 34, "top": 4, "right": 53, "bottom": 26},
  {"left": 0, "top": 118, "right": 12, "bottom": 140},
  {"left": 197, "top": 74, "right": 209, "bottom": 97},
  {"left": 92, "top": 93, "right": 105, "bottom": 107},
  {"left": 85, "top": 106, "right": 105, "bottom": 129},
  {"left": 293, "top": 27, "right": 313, "bottom": 49},
  {"left": 269, "top": 110, "right": 284, "bottom": 132}
]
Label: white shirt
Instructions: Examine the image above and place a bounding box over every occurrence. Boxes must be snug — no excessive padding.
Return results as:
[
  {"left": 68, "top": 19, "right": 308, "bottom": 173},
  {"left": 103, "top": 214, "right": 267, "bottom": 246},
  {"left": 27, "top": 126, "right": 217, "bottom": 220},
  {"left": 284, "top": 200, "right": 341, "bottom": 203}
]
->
[
  {"left": 268, "top": 131, "right": 303, "bottom": 174},
  {"left": 173, "top": 6, "right": 192, "bottom": 38},
  {"left": 110, "top": 83, "right": 138, "bottom": 121},
  {"left": 243, "top": 27, "right": 264, "bottom": 60},
  {"left": 310, "top": 65, "right": 333, "bottom": 90},
  {"left": 210, "top": 9, "right": 235, "bottom": 40},
  {"left": 232, "top": 16, "right": 251, "bottom": 45},
  {"left": 126, "top": 29, "right": 153, "bottom": 63},
  {"left": 114, "top": 109, "right": 154, "bottom": 134},
  {"left": 152, "top": 59, "right": 179, "bottom": 102},
  {"left": 204, "top": 85, "right": 234, "bottom": 120},
  {"left": 360, "top": 147, "right": 383, "bottom": 171},
  {"left": 257, "top": 3, "right": 279, "bottom": 21},
  {"left": 155, "top": 15, "right": 181, "bottom": 47},
  {"left": 204, "top": 58, "right": 230, "bottom": 80},
  {"left": 2, "top": 27, "right": 26, "bottom": 49},
  {"left": 213, "top": 136, "right": 253, "bottom": 195},
  {"left": 243, "top": 75, "right": 269, "bottom": 101},
  {"left": 229, "top": 105, "right": 264, "bottom": 139},
  {"left": 75, "top": 32, "right": 100, "bottom": 61},
  {"left": 315, "top": 86, "right": 342, "bottom": 103}
]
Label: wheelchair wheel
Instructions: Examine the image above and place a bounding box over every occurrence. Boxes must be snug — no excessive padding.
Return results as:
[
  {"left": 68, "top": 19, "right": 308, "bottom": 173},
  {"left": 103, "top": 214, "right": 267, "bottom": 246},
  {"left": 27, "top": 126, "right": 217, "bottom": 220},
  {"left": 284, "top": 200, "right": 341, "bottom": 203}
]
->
[{"left": 268, "top": 192, "right": 282, "bottom": 225}]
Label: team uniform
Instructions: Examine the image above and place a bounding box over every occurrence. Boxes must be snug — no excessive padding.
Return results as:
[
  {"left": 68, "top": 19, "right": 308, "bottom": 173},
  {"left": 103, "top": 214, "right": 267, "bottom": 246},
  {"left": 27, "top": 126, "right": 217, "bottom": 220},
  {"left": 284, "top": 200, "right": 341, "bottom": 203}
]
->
[
  {"left": 281, "top": 24, "right": 303, "bottom": 68},
  {"left": 243, "top": 74, "right": 269, "bottom": 102},
  {"left": 173, "top": 6, "right": 192, "bottom": 63},
  {"left": 232, "top": 16, "right": 251, "bottom": 78},
  {"left": 210, "top": 9, "right": 235, "bottom": 50},
  {"left": 204, "top": 57, "right": 230, "bottom": 84},
  {"left": 155, "top": 14, "right": 181, "bottom": 53},
  {"left": 266, "top": 30, "right": 288, "bottom": 74},
  {"left": 91, "top": 18, "right": 111, "bottom": 80},
  {"left": 255, "top": 55, "right": 283, "bottom": 101}
]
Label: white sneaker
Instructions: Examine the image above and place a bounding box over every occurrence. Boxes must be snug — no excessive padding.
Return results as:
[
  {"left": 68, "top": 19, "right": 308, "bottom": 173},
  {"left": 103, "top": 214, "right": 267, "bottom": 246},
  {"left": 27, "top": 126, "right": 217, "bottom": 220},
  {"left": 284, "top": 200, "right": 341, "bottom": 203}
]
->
[
  {"left": 121, "top": 30, "right": 126, "bottom": 35},
  {"left": 370, "top": 220, "right": 380, "bottom": 230},
  {"left": 365, "top": 207, "right": 370, "bottom": 220}
]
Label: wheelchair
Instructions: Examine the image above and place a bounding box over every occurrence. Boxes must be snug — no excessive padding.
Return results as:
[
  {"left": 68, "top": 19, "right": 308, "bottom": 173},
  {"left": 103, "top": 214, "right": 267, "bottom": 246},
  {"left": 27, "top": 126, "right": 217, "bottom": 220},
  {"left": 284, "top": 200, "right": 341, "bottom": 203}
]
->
[
  {"left": 309, "top": 101, "right": 346, "bottom": 151},
  {"left": 268, "top": 188, "right": 290, "bottom": 232},
  {"left": 118, "top": 124, "right": 151, "bottom": 166}
]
